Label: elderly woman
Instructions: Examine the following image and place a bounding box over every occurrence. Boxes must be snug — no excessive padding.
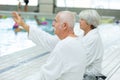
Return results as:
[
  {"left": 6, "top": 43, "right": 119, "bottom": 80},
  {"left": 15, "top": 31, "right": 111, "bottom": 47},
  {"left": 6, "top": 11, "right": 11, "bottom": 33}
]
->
[{"left": 79, "top": 10, "right": 106, "bottom": 80}]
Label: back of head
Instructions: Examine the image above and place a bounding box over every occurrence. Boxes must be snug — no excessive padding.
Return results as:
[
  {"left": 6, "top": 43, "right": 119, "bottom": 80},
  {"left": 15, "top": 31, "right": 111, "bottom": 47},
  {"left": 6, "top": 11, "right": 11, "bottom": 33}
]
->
[
  {"left": 58, "top": 11, "right": 76, "bottom": 29},
  {"left": 79, "top": 9, "right": 101, "bottom": 28}
]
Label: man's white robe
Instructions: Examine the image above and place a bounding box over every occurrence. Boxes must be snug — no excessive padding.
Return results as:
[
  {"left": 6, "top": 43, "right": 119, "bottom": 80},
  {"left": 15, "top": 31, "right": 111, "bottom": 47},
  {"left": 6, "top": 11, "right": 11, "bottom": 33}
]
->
[
  {"left": 28, "top": 27, "right": 104, "bottom": 76},
  {"left": 25, "top": 36, "right": 86, "bottom": 80}
]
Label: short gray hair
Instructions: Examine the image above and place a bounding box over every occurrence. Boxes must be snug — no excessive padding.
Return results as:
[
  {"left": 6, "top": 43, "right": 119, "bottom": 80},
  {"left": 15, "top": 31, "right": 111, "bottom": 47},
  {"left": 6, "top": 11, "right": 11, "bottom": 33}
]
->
[
  {"left": 79, "top": 9, "right": 101, "bottom": 28},
  {"left": 58, "top": 11, "right": 76, "bottom": 29}
]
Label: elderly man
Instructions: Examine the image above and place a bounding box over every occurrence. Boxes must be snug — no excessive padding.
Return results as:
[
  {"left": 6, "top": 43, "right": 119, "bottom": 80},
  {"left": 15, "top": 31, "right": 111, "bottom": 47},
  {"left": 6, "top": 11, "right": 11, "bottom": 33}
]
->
[{"left": 12, "top": 11, "right": 86, "bottom": 80}]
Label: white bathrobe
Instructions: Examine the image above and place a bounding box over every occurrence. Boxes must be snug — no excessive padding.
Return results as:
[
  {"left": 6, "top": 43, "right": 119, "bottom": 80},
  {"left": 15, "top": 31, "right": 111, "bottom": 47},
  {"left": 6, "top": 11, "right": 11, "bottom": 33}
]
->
[
  {"left": 25, "top": 36, "right": 86, "bottom": 80},
  {"left": 28, "top": 27, "right": 103, "bottom": 76},
  {"left": 28, "top": 27, "right": 59, "bottom": 51},
  {"left": 82, "top": 29, "right": 104, "bottom": 76}
]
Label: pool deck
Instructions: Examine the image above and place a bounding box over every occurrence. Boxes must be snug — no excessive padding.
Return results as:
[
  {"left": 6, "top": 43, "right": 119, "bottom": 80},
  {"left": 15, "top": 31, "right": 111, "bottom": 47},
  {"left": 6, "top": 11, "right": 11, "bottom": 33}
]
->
[
  {"left": 0, "top": 11, "right": 55, "bottom": 20},
  {"left": 0, "top": 44, "right": 120, "bottom": 80},
  {"left": 102, "top": 44, "right": 120, "bottom": 80},
  {"left": 0, "top": 46, "right": 50, "bottom": 80}
]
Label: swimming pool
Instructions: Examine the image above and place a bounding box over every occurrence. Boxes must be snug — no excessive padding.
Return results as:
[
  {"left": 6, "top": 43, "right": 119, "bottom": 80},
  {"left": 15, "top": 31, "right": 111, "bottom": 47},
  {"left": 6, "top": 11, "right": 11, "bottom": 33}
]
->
[
  {"left": 0, "top": 13, "right": 120, "bottom": 57},
  {"left": 0, "top": 17, "right": 54, "bottom": 56}
]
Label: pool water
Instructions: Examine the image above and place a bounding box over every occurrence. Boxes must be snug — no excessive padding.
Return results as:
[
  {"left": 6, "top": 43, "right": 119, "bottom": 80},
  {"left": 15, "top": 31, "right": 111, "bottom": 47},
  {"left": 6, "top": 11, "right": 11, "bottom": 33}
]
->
[
  {"left": 0, "top": 17, "right": 54, "bottom": 56},
  {"left": 0, "top": 17, "right": 120, "bottom": 56}
]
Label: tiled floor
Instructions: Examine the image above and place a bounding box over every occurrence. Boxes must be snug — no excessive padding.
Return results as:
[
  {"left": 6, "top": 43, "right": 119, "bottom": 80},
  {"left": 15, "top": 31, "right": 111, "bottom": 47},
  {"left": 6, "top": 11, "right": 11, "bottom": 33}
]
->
[
  {"left": 102, "top": 45, "right": 120, "bottom": 80},
  {"left": 0, "top": 46, "right": 49, "bottom": 80},
  {"left": 0, "top": 45, "right": 120, "bottom": 80}
]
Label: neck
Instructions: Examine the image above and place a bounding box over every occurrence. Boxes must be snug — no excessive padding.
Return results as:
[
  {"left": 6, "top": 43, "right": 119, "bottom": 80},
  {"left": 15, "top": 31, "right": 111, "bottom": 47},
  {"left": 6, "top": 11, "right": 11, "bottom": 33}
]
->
[
  {"left": 68, "top": 33, "right": 77, "bottom": 37},
  {"left": 84, "top": 26, "right": 92, "bottom": 36},
  {"left": 60, "top": 31, "right": 76, "bottom": 40}
]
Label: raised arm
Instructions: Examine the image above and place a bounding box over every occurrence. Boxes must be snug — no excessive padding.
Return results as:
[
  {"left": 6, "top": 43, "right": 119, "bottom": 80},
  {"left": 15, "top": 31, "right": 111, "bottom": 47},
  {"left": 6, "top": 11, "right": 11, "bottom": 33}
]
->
[
  {"left": 12, "top": 11, "right": 29, "bottom": 32},
  {"left": 12, "top": 11, "right": 59, "bottom": 51}
]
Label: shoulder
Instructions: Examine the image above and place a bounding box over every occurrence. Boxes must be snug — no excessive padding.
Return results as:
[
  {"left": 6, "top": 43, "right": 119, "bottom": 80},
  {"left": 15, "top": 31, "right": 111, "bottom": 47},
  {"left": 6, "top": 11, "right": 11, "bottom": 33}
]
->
[
  {"left": 82, "top": 29, "right": 103, "bottom": 48},
  {"left": 56, "top": 37, "right": 77, "bottom": 48},
  {"left": 55, "top": 37, "right": 84, "bottom": 52},
  {"left": 84, "top": 29, "right": 100, "bottom": 41}
]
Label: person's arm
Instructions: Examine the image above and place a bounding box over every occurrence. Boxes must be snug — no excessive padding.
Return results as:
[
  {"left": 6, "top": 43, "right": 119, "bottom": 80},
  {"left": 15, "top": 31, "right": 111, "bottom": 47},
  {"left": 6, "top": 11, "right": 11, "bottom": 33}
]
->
[
  {"left": 12, "top": 11, "right": 59, "bottom": 51},
  {"left": 29, "top": 26, "right": 60, "bottom": 51},
  {"left": 12, "top": 12, "right": 29, "bottom": 32},
  {"left": 34, "top": 15, "right": 41, "bottom": 25}
]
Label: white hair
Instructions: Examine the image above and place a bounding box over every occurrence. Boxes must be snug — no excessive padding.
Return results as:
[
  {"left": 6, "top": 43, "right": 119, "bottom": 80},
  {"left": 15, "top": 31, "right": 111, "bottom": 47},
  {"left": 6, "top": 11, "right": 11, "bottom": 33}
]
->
[
  {"left": 79, "top": 9, "right": 101, "bottom": 28},
  {"left": 58, "top": 11, "right": 76, "bottom": 29}
]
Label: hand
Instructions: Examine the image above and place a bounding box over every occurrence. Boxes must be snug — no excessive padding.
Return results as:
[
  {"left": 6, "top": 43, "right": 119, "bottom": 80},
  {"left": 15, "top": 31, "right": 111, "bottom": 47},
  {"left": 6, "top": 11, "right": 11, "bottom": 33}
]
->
[
  {"left": 12, "top": 12, "right": 24, "bottom": 26},
  {"left": 12, "top": 12, "right": 29, "bottom": 32}
]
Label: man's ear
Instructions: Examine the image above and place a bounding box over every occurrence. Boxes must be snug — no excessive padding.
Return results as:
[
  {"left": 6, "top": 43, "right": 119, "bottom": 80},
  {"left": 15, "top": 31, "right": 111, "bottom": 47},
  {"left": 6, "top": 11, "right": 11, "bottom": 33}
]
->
[{"left": 62, "top": 22, "right": 68, "bottom": 30}]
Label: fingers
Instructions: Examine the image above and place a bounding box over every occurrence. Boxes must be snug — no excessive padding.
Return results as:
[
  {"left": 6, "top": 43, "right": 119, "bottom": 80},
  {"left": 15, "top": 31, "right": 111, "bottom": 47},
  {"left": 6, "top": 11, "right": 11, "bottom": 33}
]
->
[
  {"left": 12, "top": 11, "right": 18, "bottom": 22},
  {"left": 12, "top": 11, "right": 19, "bottom": 19},
  {"left": 12, "top": 11, "right": 17, "bottom": 17},
  {"left": 12, "top": 11, "right": 22, "bottom": 25}
]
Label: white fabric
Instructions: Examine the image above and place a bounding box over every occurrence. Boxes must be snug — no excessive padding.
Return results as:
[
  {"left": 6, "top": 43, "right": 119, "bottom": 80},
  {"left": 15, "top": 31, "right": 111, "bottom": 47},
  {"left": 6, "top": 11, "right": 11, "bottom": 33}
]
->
[
  {"left": 25, "top": 36, "right": 86, "bottom": 80},
  {"left": 28, "top": 27, "right": 60, "bottom": 51},
  {"left": 28, "top": 27, "right": 103, "bottom": 76},
  {"left": 82, "top": 29, "right": 104, "bottom": 75}
]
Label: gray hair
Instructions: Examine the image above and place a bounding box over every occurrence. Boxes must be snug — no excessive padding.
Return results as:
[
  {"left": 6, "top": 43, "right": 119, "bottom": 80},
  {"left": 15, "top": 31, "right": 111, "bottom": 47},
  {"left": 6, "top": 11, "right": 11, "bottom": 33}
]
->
[
  {"left": 58, "top": 11, "right": 76, "bottom": 29},
  {"left": 79, "top": 10, "right": 101, "bottom": 28}
]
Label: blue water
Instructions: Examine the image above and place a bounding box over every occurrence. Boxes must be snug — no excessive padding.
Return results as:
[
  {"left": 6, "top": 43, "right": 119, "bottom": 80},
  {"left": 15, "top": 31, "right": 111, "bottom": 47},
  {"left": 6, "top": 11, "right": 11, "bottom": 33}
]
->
[
  {"left": 0, "top": 17, "right": 120, "bottom": 56},
  {"left": 0, "top": 17, "right": 54, "bottom": 56}
]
